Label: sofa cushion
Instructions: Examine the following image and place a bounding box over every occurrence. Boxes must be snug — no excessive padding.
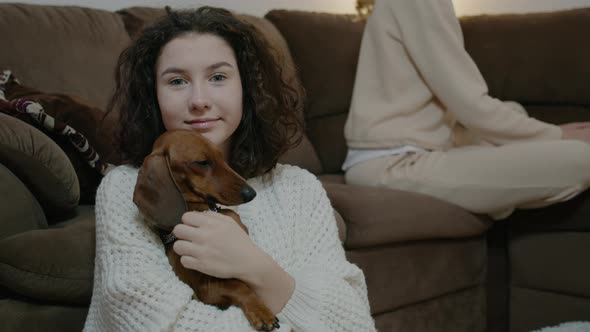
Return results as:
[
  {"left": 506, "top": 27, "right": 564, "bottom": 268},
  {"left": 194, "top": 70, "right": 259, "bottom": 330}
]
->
[
  {"left": 0, "top": 113, "right": 79, "bottom": 221},
  {"left": 265, "top": 10, "right": 366, "bottom": 173},
  {"left": 510, "top": 232, "right": 590, "bottom": 297},
  {"left": 0, "top": 163, "right": 47, "bottom": 240},
  {"left": 117, "top": 7, "right": 323, "bottom": 174},
  {"left": 278, "top": 136, "right": 323, "bottom": 175},
  {"left": 347, "top": 237, "right": 486, "bottom": 315},
  {"left": 0, "top": 3, "right": 131, "bottom": 109},
  {"left": 1, "top": 75, "right": 121, "bottom": 205},
  {"left": 509, "top": 287, "right": 590, "bottom": 332},
  {"left": 0, "top": 208, "right": 95, "bottom": 305},
  {"left": 323, "top": 182, "right": 491, "bottom": 248},
  {"left": 372, "top": 286, "right": 485, "bottom": 332},
  {"left": 116, "top": 6, "right": 167, "bottom": 38},
  {"left": 460, "top": 8, "right": 590, "bottom": 108},
  {"left": 0, "top": 299, "right": 88, "bottom": 332}
]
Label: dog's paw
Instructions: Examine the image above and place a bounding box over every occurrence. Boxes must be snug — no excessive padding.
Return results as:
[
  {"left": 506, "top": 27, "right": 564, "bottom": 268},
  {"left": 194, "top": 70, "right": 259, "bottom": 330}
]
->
[
  {"left": 243, "top": 303, "right": 280, "bottom": 331},
  {"left": 257, "top": 317, "right": 280, "bottom": 332}
]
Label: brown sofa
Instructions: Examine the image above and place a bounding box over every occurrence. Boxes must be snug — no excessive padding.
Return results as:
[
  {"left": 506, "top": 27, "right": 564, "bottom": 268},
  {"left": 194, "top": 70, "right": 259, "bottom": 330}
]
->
[{"left": 0, "top": 4, "right": 588, "bottom": 332}]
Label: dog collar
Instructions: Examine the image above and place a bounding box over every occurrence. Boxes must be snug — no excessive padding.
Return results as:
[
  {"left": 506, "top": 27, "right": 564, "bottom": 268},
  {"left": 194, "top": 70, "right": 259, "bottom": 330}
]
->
[{"left": 159, "top": 229, "right": 177, "bottom": 245}]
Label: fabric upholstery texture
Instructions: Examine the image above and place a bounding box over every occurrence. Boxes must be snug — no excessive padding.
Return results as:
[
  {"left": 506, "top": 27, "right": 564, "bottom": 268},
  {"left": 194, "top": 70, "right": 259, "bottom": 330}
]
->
[
  {"left": 347, "top": 237, "right": 486, "bottom": 315},
  {"left": 0, "top": 300, "right": 89, "bottom": 332},
  {"left": 460, "top": 8, "right": 590, "bottom": 105},
  {"left": 510, "top": 287, "right": 590, "bottom": 332},
  {"left": 116, "top": 6, "right": 166, "bottom": 38},
  {"left": 510, "top": 232, "right": 590, "bottom": 297},
  {"left": 0, "top": 4, "right": 131, "bottom": 109},
  {"left": 0, "top": 208, "right": 95, "bottom": 305},
  {"left": 265, "top": 10, "right": 365, "bottom": 173},
  {"left": 324, "top": 182, "right": 490, "bottom": 248},
  {"left": 372, "top": 286, "right": 485, "bottom": 332},
  {"left": 505, "top": 191, "right": 590, "bottom": 331},
  {"left": 0, "top": 163, "right": 47, "bottom": 239},
  {"left": 0, "top": 113, "right": 79, "bottom": 220}
]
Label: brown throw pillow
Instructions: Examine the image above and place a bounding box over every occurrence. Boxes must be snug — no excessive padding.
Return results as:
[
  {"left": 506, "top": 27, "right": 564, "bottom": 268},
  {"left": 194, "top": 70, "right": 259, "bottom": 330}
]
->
[{"left": 1, "top": 70, "right": 121, "bottom": 205}]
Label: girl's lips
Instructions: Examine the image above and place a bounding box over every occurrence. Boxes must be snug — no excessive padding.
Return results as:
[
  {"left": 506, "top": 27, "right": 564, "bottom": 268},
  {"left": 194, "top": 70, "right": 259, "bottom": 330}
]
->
[{"left": 185, "top": 118, "right": 220, "bottom": 129}]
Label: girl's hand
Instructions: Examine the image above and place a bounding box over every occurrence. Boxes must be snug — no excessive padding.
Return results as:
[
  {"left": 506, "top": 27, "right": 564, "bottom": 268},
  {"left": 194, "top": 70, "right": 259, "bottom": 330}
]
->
[
  {"left": 172, "top": 211, "right": 265, "bottom": 280},
  {"left": 172, "top": 211, "right": 295, "bottom": 313},
  {"left": 560, "top": 122, "right": 590, "bottom": 143}
]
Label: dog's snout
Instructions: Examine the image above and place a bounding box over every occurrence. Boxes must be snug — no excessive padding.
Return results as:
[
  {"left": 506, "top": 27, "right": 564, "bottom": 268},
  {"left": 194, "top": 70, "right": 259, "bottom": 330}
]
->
[{"left": 240, "top": 185, "right": 256, "bottom": 202}]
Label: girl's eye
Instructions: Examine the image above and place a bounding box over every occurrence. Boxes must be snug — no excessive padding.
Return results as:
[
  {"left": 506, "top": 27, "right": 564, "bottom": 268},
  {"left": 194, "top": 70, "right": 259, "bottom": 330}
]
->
[
  {"left": 209, "top": 74, "right": 226, "bottom": 83},
  {"left": 169, "top": 78, "right": 187, "bottom": 86}
]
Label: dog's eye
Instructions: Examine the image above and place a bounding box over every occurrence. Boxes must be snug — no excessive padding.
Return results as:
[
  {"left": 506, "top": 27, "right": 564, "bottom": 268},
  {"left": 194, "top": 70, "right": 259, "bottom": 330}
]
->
[{"left": 191, "top": 160, "right": 210, "bottom": 168}]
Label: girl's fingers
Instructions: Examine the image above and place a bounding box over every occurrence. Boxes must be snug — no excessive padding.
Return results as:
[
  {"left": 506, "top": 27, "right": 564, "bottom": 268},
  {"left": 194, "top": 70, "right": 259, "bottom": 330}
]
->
[
  {"left": 172, "top": 223, "right": 201, "bottom": 241},
  {"left": 180, "top": 211, "right": 207, "bottom": 227},
  {"left": 180, "top": 211, "right": 225, "bottom": 227},
  {"left": 172, "top": 239, "right": 195, "bottom": 256},
  {"left": 179, "top": 255, "right": 200, "bottom": 271}
]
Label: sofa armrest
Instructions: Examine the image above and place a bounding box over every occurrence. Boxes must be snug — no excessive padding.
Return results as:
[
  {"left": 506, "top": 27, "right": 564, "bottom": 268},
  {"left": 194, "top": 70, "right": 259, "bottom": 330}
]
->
[
  {"left": 0, "top": 211, "right": 95, "bottom": 305},
  {"left": 322, "top": 182, "right": 492, "bottom": 249},
  {"left": 0, "top": 163, "right": 47, "bottom": 239},
  {"left": 0, "top": 113, "right": 79, "bottom": 222}
]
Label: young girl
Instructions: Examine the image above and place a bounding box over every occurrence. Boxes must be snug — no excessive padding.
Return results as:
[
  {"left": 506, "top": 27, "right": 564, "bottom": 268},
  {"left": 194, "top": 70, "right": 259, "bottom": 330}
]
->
[
  {"left": 344, "top": 0, "right": 590, "bottom": 219},
  {"left": 83, "top": 7, "right": 375, "bottom": 332}
]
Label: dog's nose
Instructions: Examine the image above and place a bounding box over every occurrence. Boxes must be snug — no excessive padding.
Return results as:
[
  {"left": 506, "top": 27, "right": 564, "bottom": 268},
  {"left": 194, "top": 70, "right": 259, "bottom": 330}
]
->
[{"left": 240, "top": 185, "right": 257, "bottom": 202}]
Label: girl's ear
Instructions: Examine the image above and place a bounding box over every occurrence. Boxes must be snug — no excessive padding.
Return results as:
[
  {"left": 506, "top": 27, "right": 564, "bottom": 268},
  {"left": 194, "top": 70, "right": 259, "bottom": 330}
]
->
[{"left": 133, "top": 153, "right": 187, "bottom": 230}]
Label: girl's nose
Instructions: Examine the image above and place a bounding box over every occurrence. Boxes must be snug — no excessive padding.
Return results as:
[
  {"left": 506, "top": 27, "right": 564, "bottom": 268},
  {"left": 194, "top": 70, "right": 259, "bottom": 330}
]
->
[{"left": 189, "top": 84, "right": 211, "bottom": 111}]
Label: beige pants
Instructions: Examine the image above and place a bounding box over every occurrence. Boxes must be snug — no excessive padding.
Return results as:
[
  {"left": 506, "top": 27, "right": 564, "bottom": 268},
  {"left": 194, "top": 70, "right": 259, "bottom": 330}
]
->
[{"left": 345, "top": 140, "right": 590, "bottom": 219}]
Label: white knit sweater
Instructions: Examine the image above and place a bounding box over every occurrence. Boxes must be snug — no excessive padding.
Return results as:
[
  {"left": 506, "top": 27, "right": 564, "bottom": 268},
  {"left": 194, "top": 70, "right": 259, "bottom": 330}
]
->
[{"left": 83, "top": 164, "right": 376, "bottom": 332}]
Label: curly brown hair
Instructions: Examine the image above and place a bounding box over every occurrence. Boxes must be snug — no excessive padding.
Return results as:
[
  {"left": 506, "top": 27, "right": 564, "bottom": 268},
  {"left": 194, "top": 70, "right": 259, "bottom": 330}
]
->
[{"left": 109, "top": 6, "right": 304, "bottom": 178}]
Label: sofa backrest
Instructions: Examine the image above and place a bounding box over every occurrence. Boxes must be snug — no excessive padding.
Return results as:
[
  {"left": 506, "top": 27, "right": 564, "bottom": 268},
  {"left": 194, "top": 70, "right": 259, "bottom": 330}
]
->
[
  {"left": 265, "top": 10, "right": 366, "bottom": 175},
  {"left": 0, "top": 4, "right": 131, "bottom": 110},
  {"left": 460, "top": 8, "right": 590, "bottom": 124}
]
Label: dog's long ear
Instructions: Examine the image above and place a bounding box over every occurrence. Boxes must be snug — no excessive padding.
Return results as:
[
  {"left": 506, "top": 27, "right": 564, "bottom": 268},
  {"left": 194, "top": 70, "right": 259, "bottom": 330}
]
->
[{"left": 133, "top": 154, "right": 187, "bottom": 230}]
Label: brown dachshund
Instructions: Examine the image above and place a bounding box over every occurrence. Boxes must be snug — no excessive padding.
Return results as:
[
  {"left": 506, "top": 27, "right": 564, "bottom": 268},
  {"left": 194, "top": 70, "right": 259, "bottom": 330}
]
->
[{"left": 133, "top": 129, "right": 279, "bottom": 331}]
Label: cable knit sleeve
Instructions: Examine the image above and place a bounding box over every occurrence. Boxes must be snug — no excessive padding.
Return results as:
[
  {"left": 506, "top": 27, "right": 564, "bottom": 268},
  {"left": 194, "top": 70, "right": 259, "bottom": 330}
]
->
[
  {"left": 389, "top": 0, "right": 562, "bottom": 144},
  {"left": 83, "top": 166, "right": 267, "bottom": 332},
  {"left": 273, "top": 167, "right": 375, "bottom": 332}
]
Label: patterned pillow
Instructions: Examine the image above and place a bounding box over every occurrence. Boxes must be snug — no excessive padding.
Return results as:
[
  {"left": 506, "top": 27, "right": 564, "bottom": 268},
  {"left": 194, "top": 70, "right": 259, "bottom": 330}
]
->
[{"left": 0, "top": 70, "right": 120, "bottom": 205}]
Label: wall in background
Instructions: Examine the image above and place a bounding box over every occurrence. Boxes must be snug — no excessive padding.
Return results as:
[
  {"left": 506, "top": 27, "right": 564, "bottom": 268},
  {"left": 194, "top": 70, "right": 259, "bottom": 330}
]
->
[
  {"left": 0, "top": 0, "right": 355, "bottom": 15},
  {"left": 0, "top": 0, "right": 589, "bottom": 16},
  {"left": 453, "top": 0, "right": 590, "bottom": 16}
]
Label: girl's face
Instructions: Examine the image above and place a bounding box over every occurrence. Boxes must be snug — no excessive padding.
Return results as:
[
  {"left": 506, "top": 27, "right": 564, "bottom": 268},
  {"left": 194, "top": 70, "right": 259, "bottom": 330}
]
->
[{"left": 156, "top": 33, "right": 243, "bottom": 160}]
